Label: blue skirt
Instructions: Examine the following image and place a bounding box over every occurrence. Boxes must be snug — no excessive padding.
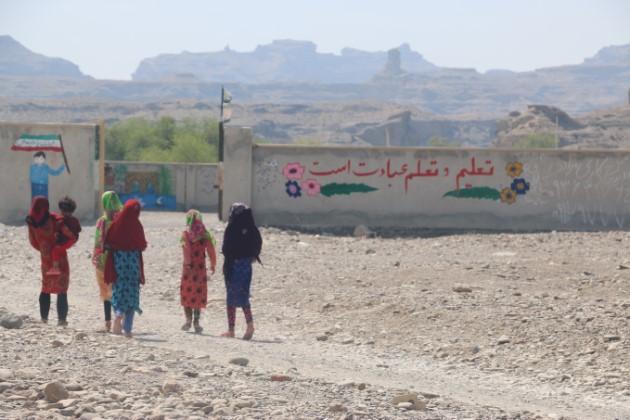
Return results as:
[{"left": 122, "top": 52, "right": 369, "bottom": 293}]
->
[
  {"left": 225, "top": 258, "right": 252, "bottom": 307},
  {"left": 111, "top": 250, "right": 143, "bottom": 315}
]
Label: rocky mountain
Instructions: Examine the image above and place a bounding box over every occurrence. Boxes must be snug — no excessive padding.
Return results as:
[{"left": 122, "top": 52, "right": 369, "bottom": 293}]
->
[
  {"left": 132, "top": 40, "right": 439, "bottom": 83},
  {"left": 1, "top": 36, "right": 628, "bottom": 118},
  {"left": 0, "top": 36, "right": 628, "bottom": 149},
  {"left": 495, "top": 104, "right": 630, "bottom": 149},
  {"left": 0, "top": 35, "right": 88, "bottom": 79}
]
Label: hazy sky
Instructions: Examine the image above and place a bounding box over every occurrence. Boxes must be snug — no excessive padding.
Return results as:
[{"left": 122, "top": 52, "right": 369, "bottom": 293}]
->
[{"left": 2, "top": 0, "right": 629, "bottom": 80}]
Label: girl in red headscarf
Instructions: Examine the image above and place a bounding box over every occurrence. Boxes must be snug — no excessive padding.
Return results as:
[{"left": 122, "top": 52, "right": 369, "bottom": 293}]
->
[
  {"left": 103, "top": 199, "right": 147, "bottom": 338},
  {"left": 26, "top": 196, "right": 77, "bottom": 326}
]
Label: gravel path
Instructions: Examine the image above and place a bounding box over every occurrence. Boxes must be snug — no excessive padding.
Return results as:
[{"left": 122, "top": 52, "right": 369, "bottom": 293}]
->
[{"left": 1, "top": 212, "right": 629, "bottom": 419}]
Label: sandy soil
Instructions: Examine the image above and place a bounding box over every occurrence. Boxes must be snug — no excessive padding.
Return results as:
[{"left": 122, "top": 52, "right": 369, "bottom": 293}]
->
[{"left": 1, "top": 211, "right": 629, "bottom": 419}]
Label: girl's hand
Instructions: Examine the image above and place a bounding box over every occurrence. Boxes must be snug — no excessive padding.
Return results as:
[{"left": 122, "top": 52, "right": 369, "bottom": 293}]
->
[{"left": 210, "top": 266, "right": 215, "bottom": 275}]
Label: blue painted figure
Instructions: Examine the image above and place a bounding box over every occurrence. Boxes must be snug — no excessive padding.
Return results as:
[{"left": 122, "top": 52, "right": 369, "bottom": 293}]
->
[{"left": 30, "top": 151, "right": 65, "bottom": 200}]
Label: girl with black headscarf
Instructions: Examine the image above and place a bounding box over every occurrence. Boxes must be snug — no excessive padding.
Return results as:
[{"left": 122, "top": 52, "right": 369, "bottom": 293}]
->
[{"left": 221, "top": 202, "right": 262, "bottom": 340}]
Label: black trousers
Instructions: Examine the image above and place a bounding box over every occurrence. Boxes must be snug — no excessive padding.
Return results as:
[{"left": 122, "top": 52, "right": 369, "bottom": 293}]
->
[{"left": 39, "top": 292, "right": 68, "bottom": 321}]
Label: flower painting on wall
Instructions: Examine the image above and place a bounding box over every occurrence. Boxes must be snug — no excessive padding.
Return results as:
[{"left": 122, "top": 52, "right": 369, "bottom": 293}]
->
[{"left": 281, "top": 162, "right": 378, "bottom": 198}]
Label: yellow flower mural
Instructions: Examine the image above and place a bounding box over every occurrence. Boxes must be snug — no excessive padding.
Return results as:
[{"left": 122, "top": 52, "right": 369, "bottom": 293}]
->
[
  {"left": 505, "top": 161, "right": 523, "bottom": 178},
  {"left": 500, "top": 187, "right": 517, "bottom": 204}
]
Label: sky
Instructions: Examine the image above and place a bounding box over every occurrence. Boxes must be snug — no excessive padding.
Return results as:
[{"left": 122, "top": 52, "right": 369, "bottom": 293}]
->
[{"left": 1, "top": 0, "right": 629, "bottom": 80}]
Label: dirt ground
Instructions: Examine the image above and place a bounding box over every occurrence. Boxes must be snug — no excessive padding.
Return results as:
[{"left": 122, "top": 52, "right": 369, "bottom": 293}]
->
[{"left": 1, "top": 211, "right": 629, "bottom": 419}]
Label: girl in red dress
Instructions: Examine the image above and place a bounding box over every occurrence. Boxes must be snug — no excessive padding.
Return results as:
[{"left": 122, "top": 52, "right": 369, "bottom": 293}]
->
[
  {"left": 26, "top": 196, "right": 77, "bottom": 326},
  {"left": 179, "top": 210, "right": 217, "bottom": 333}
]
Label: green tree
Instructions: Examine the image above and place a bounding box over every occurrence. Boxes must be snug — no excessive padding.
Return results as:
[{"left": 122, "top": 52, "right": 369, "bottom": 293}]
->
[
  {"left": 515, "top": 132, "right": 556, "bottom": 149},
  {"left": 105, "top": 116, "right": 219, "bottom": 162},
  {"left": 157, "top": 116, "right": 177, "bottom": 149}
]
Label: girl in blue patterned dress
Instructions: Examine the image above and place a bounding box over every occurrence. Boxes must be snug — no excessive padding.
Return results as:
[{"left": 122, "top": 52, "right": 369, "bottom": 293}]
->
[
  {"left": 221, "top": 203, "right": 262, "bottom": 340},
  {"left": 103, "top": 199, "right": 147, "bottom": 338}
]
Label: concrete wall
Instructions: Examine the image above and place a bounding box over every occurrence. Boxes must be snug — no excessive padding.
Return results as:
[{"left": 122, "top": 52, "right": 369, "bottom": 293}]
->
[
  {"left": 0, "top": 122, "right": 98, "bottom": 224},
  {"left": 105, "top": 161, "right": 219, "bottom": 212},
  {"left": 223, "top": 126, "right": 630, "bottom": 231},
  {"left": 221, "top": 127, "right": 253, "bottom": 217}
]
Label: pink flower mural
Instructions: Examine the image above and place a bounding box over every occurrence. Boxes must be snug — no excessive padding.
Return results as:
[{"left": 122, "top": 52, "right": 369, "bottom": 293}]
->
[
  {"left": 281, "top": 161, "right": 378, "bottom": 198},
  {"left": 282, "top": 162, "right": 305, "bottom": 180},
  {"left": 301, "top": 179, "right": 321, "bottom": 196}
]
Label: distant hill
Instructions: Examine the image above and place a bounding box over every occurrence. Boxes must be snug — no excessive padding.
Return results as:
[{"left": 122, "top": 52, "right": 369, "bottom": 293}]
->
[
  {"left": 495, "top": 104, "right": 630, "bottom": 149},
  {"left": 0, "top": 35, "right": 89, "bottom": 79},
  {"left": 0, "top": 36, "right": 629, "bottom": 149},
  {"left": 0, "top": 36, "right": 628, "bottom": 117},
  {"left": 132, "top": 40, "right": 439, "bottom": 83}
]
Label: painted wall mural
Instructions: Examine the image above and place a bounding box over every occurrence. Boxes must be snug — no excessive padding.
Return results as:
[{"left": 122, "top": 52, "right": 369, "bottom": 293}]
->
[
  {"left": 443, "top": 160, "right": 530, "bottom": 205},
  {"left": 282, "top": 161, "right": 379, "bottom": 198},
  {"left": 104, "top": 163, "right": 176, "bottom": 210},
  {"left": 12, "top": 134, "right": 69, "bottom": 201},
  {"left": 279, "top": 157, "right": 530, "bottom": 205}
]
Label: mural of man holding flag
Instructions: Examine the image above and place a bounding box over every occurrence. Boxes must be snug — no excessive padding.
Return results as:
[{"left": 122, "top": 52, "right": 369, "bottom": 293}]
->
[
  {"left": 30, "top": 151, "right": 65, "bottom": 200},
  {"left": 12, "top": 134, "right": 70, "bottom": 200}
]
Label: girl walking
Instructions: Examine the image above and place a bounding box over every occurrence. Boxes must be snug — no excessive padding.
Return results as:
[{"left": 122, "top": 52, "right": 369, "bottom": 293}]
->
[
  {"left": 179, "top": 210, "right": 217, "bottom": 333},
  {"left": 221, "top": 203, "right": 262, "bottom": 340},
  {"left": 103, "top": 199, "right": 147, "bottom": 338},
  {"left": 92, "top": 191, "right": 123, "bottom": 332},
  {"left": 26, "top": 196, "right": 77, "bottom": 326}
]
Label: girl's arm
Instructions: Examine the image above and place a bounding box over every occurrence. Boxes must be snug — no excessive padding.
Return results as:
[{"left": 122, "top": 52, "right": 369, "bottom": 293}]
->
[
  {"left": 205, "top": 238, "right": 217, "bottom": 274},
  {"left": 92, "top": 219, "right": 106, "bottom": 269},
  {"left": 182, "top": 232, "right": 192, "bottom": 267},
  {"left": 28, "top": 226, "right": 39, "bottom": 250}
]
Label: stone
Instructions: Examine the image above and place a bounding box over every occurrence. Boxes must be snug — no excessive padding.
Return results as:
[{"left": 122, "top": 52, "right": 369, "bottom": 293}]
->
[
  {"left": 0, "top": 368, "right": 13, "bottom": 380},
  {"left": 15, "top": 367, "right": 40, "bottom": 379},
  {"left": 162, "top": 379, "right": 181, "bottom": 395},
  {"left": 396, "top": 401, "right": 414, "bottom": 410},
  {"left": 0, "top": 314, "right": 23, "bottom": 329},
  {"left": 44, "top": 381, "right": 69, "bottom": 403},
  {"left": 229, "top": 357, "right": 249, "bottom": 366},
  {"left": 603, "top": 334, "right": 621, "bottom": 342},
  {"left": 453, "top": 286, "right": 473, "bottom": 293},
  {"left": 270, "top": 374, "right": 292, "bottom": 382},
  {"left": 329, "top": 403, "right": 347, "bottom": 413},
  {"left": 391, "top": 393, "right": 426, "bottom": 411},
  {"left": 315, "top": 334, "right": 328, "bottom": 341}
]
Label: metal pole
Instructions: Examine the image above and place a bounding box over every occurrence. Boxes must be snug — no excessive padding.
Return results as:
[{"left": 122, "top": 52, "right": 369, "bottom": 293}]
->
[{"left": 218, "top": 87, "right": 225, "bottom": 220}]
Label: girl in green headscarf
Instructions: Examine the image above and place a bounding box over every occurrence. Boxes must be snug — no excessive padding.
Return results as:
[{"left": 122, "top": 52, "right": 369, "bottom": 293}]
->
[
  {"left": 92, "top": 191, "right": 123, "bottom": 332},
  {"left": 179, "top": 210, "right": 217, "bottom": 333}
]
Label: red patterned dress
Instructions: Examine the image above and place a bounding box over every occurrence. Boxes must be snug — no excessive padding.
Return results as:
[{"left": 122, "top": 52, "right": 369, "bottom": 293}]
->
[
  {"left": 181, "top": 234, "right": 217, "bottom": 309},
  {"left": 28, "top": 213, "right": 76, "bottom": 294}
]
